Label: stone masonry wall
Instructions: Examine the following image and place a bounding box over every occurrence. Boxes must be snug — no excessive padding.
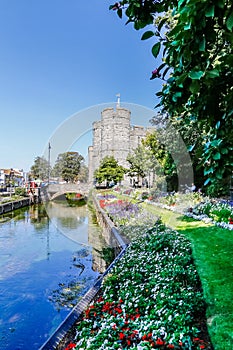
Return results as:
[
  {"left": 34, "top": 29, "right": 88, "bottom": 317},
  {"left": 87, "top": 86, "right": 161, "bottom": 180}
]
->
[{"left": 89, "top": 107, "right": 153, "bottom": 184}]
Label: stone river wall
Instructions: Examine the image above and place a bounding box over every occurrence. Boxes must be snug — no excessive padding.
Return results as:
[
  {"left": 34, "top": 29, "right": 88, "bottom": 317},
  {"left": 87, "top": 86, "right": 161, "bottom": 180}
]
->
[
  {"left": 0, "top": 198, "right": 30, "bottom": 215},
  {"left": 39, "top": 193, "right": 129, "bottom": 350}
]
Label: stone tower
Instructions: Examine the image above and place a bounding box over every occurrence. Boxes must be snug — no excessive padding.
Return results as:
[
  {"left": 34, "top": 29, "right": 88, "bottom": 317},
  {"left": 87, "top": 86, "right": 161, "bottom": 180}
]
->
[{"left": 88, "top": 106, "right": 153, "bottom": 184}]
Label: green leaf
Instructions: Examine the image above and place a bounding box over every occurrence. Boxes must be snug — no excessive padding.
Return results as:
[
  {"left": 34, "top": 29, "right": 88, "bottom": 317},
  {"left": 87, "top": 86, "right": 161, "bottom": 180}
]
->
[
  {"left": 167, "top": 77, "right": 175, "bottom": 84},
  {"left": 216, "top": 0, "right": 224, "bottom": 8},
  {"left": 157, "top": 62, "right": 166, "bottom": 71},
  {"left": 204, "top": 167, "right": 214, "bottom": 175},
  {"left": 172, "top": 91, "right": 182, "bottom": 102},
  {"left": 158, "top": 17, "right": 167, "bottom": 32},
  {"left": 189, "top": 70, "right": 204, "bottom": 80},
  {"left": 117, "top": 8, "right": 122, "bottom": 18},
  {"left": 178, "top": 0, "right": 186, "bottom": 8},
  {"left": 206, "top": 69, "right": 220, "bottom": 78},
  {"left": 204, "top": 178, "right": 211, "bottom": 186},
  {"left": 141, "top": 31, "right": 154, "bottom": 40},
  {"left": 213, "top": 152, "right": 221, "bottom": 160},
  {"left": 226, "top": 12, "right": 233, "bottom": 31},
  {"left": 171, "top": 40, "right": 179, "bottom": 46},
  {"left": 187, "top": 144, "right": 195, "bottom": 152},
  {"left": 220, "top": 148, "right": 228, "bottom": 154},
  {"left": 176, "top": 73, "right": 187, "bottom": 85},
  {"left": 189, "top": 80, "right": 200, "bottom": 94},
  {"left": 216, "top": 169, "right": 223, "bottom": 179},
  {"left": 184, "top": 23, "right": 191, "bottom": 31},
  {"left": 152, "top": 42, "right": 161, "bottom": 58},
  {"left": 205, "top": 5, "right": 215, "bottom": 18},
  {"left": 162, "top": 66, "right": 171, "bottom": 79},
  {"left": 215, "top": 121, "right": 220, "bottom": 129},
  {"left": 199, "top": 37, "right": 206, "bottom": 51}
]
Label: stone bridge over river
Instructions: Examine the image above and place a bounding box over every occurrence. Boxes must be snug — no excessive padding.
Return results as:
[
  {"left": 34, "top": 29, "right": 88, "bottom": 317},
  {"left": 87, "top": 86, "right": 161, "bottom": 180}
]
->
[{"left": 40, "top": 183, "right": 90, "bottom": 201}]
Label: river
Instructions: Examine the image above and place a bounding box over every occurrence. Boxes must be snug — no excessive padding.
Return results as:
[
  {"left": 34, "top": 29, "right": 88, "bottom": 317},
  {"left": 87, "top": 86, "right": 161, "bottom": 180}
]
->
[{"left": 0, "top": 201, "right": 111, "bottom": 350}]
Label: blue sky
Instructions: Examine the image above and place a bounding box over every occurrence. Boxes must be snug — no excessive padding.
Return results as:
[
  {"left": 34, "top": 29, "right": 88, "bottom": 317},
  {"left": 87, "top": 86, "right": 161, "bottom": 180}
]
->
[{"left": 0, "top": 1, "right": 162, "bottom": 171}]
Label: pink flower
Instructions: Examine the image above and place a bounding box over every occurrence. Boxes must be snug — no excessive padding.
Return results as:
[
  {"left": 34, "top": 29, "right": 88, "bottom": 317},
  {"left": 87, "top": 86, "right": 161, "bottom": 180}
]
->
[
  {"left": 150, "top": 69, "right": 161, "bottom": 80},
  {"left": 112, "top": 2, "right": 121, "bottom": 10}
]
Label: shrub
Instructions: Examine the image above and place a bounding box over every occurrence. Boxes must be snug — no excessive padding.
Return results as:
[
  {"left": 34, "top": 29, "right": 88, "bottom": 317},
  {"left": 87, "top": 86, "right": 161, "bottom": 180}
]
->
[{"left": 15, "top": 187, "right": 27, "bottom": 196}]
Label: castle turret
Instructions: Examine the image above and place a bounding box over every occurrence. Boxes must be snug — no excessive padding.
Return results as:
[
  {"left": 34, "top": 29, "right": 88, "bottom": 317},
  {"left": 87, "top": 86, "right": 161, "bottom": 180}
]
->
[
  {"left": 100, "top": 107, "right": 130, "bottom": 168},
  {"left": 88, "top": 106, "right": 153, "bottom": 185}
]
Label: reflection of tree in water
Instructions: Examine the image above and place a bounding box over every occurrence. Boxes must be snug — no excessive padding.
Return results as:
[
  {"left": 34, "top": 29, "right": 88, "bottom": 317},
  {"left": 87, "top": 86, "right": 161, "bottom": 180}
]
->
[
  {"left": 49, "top": 248, "right": 98, "bottom": 310},
  {"left": 45, "top": 201, "right": 88, "bottom": 230},
  {"left": 1, "top": 206, "right": 30, "bottom": 222},
  {"left": 29, "top": 204, "right": 49, "bottom": 230},
  {"left": 93, "top": 246, "right": 116, "bottom": 267},
  {"left": 57, "top": 215, "right": 85, "bottom": 230}
]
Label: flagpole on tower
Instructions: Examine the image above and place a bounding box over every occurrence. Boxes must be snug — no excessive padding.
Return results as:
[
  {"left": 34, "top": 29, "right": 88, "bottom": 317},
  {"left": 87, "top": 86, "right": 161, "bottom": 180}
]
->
[
  {"left": 116, "top": 93, "right": 120, "bottom": 108},
  {"left": 48, "top": 142, "right": 51, "bottom": 184}
]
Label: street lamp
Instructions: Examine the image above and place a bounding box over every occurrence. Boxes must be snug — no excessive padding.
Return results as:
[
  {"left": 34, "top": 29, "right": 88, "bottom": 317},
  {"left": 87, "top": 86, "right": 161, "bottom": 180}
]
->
[{"left": 48, "top": 143, "right": 51, "bottom": 185}]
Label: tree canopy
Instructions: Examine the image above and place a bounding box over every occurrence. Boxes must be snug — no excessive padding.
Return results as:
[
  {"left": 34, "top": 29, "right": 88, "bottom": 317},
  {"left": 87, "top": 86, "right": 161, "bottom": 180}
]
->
[
  {"left": 110, "top": 0, "right": 233, "bottom": 189},
  {"left": 52, "top": 151, "right": 84, "bottom": 183},
  {"left": 94, "top": 156, "right": 126, "bottom": 186},
  {"left": 30, "top": 156, "right": 50, "bottom": 180}
]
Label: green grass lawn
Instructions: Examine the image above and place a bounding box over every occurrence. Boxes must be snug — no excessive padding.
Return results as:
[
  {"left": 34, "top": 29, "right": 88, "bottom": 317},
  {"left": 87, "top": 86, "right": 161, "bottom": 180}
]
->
[{"left": 142, "top": 202, "right": 233, "bottom": 350}]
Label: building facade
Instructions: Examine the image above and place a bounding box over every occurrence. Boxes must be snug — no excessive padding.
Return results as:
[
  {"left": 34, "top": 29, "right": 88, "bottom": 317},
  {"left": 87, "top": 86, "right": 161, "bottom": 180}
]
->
[{"left": 88, "top": 107, "right": 154, "bottom": 185}]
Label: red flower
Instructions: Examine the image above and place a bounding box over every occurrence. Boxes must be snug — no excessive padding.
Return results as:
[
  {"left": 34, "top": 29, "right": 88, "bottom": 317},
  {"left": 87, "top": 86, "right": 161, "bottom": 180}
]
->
[
  {"left": 199, "top": 346, "right": 205, "bottom": 349},
  {"left": 119, "top": 332, "right": 125, "bottom": 340},
  {"left": 167, "top": 344, "right": 175, "bottom": 349},
  {"left": 115, "top": 307, "right": 123, "bottom": 313},
  {"left": 156, "top": 338, "right": 165, "bottom": 345},
  {"left": 64, "top": 344, "right": 76, "bottom": 350},
  {"left": 127, "top": 340, "right": 131, "bottom": 346},
  {"left": 193, "top": 338, "right": 200, "bottom": 342},
  {"left": 142, "top": 334, "right": 148, "bottom": 340}
]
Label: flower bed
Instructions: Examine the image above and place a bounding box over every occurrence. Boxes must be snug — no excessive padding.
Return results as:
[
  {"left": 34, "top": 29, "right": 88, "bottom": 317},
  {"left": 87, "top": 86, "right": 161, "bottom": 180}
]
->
[
  {"left": 185, "top": 200, "right": 233, "bottom": 230},
  {"left": 96, "top": 194, "right": 156, "bottom": 240},
  {"left": 65, "top": 221, "right": 212, "bottom": 350}
]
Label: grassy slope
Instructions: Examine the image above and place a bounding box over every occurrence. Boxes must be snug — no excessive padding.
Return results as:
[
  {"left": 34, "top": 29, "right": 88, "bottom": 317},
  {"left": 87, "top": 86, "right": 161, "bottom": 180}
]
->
[{"left": 142, "top": 203, "right": 233, "bottom": 350}]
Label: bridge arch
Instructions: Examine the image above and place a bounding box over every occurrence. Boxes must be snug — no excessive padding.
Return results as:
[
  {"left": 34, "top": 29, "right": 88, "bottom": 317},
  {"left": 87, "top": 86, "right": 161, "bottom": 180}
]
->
[{"left": 41, "top": 183, "right": 90, "bottom": 201}]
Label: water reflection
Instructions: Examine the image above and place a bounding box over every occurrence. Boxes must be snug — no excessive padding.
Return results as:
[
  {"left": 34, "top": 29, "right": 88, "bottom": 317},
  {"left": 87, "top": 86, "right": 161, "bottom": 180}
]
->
[
  {"left": 0, "top": 201, "right": 116, "bottom": 350},
  {"left": 45, "top": 202, "right": 90, "bottom": 245}
]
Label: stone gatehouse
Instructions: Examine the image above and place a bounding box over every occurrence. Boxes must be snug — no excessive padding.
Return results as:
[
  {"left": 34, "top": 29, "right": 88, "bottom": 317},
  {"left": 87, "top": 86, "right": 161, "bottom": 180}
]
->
[{"left": 88, "top": 106, "right": 153, "bottom": 185}]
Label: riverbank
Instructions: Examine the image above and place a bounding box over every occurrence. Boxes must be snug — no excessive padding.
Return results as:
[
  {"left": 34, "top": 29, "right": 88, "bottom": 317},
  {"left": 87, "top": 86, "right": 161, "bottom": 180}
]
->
[
  {"left": 0, "top": 197, "right": 30, "bottom": 215},
  {"left": 39, "top": 194, "right": 128, "bottom": 350}
]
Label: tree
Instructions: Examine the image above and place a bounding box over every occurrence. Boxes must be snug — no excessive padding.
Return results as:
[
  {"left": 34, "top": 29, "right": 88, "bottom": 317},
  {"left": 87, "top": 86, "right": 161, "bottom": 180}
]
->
[
  {"left": 52, "top": 152, "right": 84, "bottom": 183},
  {"left": 150, "top": 112, "right": 204, "bottom": 191},
  {"left": 110, "top": 0, "right": 233, "bottom": 189},
  {"left": 94, "top": 156, "right": 126, "bottom": 186},
  {"left": 143, "top": 131, "right": 178, "bottom": 192},
  {"left": 127, "top": 145, "right": 148, "bottom": 180},
  {"left": 30, "top": 156, "right": 50, "bottom": 180},
  {"left": 126, "top": 144, "right": 161, "bottom": 188},
  {"left": 78, "top": 164, "right": 89, "bottom": 183}
]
